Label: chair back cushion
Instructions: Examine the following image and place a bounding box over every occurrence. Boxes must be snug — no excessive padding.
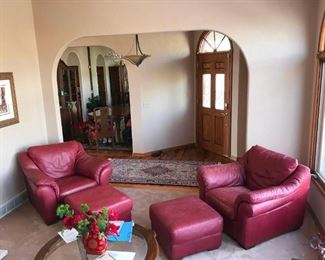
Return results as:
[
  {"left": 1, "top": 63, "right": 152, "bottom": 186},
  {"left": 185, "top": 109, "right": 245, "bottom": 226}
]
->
[
  {"left": 243, "top": 145, "right": 298, "bottom": 190},
  {"left": 27, "top": 141, "right": 83, "bottom": 179}
]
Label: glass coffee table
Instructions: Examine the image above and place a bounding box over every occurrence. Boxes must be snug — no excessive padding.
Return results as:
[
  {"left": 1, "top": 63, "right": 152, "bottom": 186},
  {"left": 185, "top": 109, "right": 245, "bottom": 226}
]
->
[{"left": 35, "top": 223, "right": 159, "bottom": 260}]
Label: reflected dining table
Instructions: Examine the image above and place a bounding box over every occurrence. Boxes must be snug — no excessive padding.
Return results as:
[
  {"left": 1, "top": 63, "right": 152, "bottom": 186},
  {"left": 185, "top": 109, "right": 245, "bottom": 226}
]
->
[{"left": 88, "top": 104, "right": 130, "bottom": 143}]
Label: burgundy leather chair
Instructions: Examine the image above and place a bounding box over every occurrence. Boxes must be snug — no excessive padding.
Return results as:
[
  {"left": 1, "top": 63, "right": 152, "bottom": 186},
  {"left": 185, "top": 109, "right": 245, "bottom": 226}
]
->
[
  {"left": 18, "top": 141, "right": 112, "bottom": 224},
  {"left": 197, "top": 145, "right": 311, "bottom": 249}
]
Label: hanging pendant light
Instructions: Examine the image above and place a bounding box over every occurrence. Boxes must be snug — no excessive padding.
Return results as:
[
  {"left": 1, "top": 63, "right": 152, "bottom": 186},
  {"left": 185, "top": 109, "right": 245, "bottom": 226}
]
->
[{"left": 123, "top": 34, "right": 150, "bottom": 66}]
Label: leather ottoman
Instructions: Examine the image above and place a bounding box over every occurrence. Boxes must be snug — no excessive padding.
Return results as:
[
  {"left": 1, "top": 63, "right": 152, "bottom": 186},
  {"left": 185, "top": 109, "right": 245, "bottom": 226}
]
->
[
  {"left": 149, "top": 196, "right": 223, "bottom": 260},
  {"left": 64, "top": 184, "right": 132, "bottom": 221}
]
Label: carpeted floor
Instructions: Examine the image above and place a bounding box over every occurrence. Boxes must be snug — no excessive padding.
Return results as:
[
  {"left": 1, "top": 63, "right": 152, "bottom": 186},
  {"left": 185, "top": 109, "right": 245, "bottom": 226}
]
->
[
  {"left": 0, "top": 186, "right": 319, "bottom": 260},
  {"left": 110, "top": 159, "right": 215, "bottom": 186}
]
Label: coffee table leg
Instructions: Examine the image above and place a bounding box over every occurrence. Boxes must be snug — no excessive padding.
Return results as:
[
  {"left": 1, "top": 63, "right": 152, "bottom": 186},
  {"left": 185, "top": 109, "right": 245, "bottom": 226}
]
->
[{"left": 77, "top": 238, "right": 88, "bottom": 260}]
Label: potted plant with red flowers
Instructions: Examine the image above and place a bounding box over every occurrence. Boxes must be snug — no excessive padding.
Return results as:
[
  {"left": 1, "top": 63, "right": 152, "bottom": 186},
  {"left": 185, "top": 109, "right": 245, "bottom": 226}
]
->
[{"left": 56, "top": 203, "right": 120, "bottom": 255}]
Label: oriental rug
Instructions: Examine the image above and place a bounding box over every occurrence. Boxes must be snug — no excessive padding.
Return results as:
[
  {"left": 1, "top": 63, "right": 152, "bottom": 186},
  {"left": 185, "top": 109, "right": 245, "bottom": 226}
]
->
[{"left": 109, "top": 159, "right": 217, "bottom": 187}]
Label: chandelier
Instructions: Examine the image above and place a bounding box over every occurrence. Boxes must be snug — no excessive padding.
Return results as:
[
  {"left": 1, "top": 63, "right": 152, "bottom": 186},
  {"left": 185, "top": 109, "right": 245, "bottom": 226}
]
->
[{"left": 122, "top": 34, "right": 150, "bottom": 66}]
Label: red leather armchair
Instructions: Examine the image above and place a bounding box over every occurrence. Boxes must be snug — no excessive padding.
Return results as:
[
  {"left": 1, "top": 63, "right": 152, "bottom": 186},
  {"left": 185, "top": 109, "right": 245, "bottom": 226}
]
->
[
  {"left": 197, "top": 145, "right": 311, "bottom": 249},
  {"left": 18, "top": 141, "right": 112, "bottom": 224}
]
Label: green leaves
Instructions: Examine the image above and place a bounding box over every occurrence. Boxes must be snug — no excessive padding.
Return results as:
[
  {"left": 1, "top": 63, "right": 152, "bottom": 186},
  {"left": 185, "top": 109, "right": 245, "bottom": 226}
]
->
[
  {"left": 86, "top": 96, "right": 101, "bottom": 113},
  {"left": 102, "top": 208, "right": 108, "bottom": 219},
  {"left": 56, "top": 203, "right": 113, "bottom": 237},
  {"left": 81, "top": 203, "right": 89, "bottom": 212},
  {"left": 98, "top": 219, "right": 106, "bottom": 232},
  {"left": 76, "top": 219, "right": 90, "bottom": 235},
  {"left": 56, "top": 204, "right": 74, "bottom": 218}
]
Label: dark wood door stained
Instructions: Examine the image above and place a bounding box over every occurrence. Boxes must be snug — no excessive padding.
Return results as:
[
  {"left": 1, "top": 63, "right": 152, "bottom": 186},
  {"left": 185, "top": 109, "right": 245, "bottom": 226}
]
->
[{"left": 197, "top": 52, "right": 232, "bottom": 156}]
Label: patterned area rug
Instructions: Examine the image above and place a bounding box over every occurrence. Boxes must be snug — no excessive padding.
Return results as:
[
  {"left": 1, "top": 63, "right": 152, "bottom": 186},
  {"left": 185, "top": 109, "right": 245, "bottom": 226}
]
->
[{"left": 109, "top": 159, "right": 216, "bottom": 186}]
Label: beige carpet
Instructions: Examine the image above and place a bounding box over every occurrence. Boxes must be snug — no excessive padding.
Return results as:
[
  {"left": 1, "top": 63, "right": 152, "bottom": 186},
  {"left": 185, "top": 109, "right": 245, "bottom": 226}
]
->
[{"left": 0, "top": 186, "right": 319, "bottom": 260}]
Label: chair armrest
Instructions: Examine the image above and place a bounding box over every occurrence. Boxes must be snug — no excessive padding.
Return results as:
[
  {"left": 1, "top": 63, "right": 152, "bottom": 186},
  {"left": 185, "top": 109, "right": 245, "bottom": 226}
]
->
[
  {"left": 197, "top": 162, "right": 245, "bottom": 200},
  {"left": 75, "top": 155, "right": 112, "bottom": 184},
  {"left": 237, "top": 185, "right": 292, "bottom": 205},
  {"left": 236, "top": 164, "right": 311, "bottom": 217},
  {"left": 237, "top": 164, "right": 310, "bottom": 204}
]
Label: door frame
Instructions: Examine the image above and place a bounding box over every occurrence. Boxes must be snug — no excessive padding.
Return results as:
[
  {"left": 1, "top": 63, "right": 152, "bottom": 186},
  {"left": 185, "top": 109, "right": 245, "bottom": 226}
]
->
[{"left": 195, "top": 32, "right": 233, "bottom": 157}]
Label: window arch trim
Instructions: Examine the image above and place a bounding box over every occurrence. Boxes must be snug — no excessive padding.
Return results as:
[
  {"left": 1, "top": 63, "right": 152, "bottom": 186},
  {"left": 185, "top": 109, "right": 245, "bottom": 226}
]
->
[
  {"left": 309, "top": 11, "right": 325, "bottom": 186},
  {"left": 196, "top": 31, "right": 233, "bottom": 54}
]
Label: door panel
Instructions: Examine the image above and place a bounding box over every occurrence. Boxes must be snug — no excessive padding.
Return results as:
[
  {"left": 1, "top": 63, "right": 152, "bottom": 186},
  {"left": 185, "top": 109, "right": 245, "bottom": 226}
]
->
[
  {"left": 214, "top": 116, "right": 224, "bottom": 146},
  {"left": 97, "top": 66, "right": 106, "bottom": 106},
  {"left": 202, "top": 113, "right": 213, "bottom": 142},
  {"left": 197, "top": 52, "right": 232, "bottom": 156},
  {"left": 109, "top": 66, "right": 121, "bottom": 105}
]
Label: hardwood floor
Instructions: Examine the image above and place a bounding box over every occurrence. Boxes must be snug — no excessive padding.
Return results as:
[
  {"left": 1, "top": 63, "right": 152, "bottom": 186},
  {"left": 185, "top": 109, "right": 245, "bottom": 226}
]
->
[{"left": 86, "top": 145, "right": 232, "bottom": 163}]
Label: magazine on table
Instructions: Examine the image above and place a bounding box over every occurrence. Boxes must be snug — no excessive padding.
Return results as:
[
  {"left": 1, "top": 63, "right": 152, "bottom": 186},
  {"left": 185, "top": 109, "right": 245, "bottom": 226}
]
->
[
  {"left": 58, "top": 228, "right": 79, "bottom": 243},
  {"left": 108, "top": 221, "right": 134, "bottom": 242},
  {"left": 95, "top": 250, "right": 136, "bottom": 260}
]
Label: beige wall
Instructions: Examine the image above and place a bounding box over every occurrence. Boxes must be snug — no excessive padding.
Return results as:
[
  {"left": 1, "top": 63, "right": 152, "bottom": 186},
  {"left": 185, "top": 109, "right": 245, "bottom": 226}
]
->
[
  {"left": 32, "top": 0, "right": 317, "bottom": 162},
  {"left": 70, "top": 32, "right": 195, "bottom": 152},
  {"left": 0, "top": 1, "right": 47, "bottom": 205}
]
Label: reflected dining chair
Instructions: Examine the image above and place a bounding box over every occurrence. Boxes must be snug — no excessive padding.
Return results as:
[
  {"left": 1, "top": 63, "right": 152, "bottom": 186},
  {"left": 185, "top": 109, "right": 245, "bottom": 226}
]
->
[{"left": 93, "top": 106, "right": 116, "bottom": 150}]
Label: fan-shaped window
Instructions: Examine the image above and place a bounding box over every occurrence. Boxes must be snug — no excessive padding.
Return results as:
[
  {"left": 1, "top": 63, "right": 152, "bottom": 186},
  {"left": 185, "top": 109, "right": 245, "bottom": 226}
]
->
[{"left": 198, "top": 31, "right": 231, "bottom": 53}]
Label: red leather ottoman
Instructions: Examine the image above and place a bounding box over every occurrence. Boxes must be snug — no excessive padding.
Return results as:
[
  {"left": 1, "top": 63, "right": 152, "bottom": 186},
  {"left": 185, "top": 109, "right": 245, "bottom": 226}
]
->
[
  {"left": 149, "top": 196, "right": 223, "bottom": 260},
  {"left": 64, "top": 184, "right": 132, "bottom": 221}
]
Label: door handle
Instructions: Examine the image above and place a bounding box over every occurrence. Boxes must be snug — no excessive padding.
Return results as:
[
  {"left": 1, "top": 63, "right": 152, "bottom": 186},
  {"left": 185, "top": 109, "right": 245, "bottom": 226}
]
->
[{"left": 224, "top": 103, "right": 229, "bottom": 109}]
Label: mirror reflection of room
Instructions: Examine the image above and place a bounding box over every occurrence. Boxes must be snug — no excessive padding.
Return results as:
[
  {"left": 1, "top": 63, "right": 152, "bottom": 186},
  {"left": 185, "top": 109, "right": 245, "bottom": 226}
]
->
[{"left": 57, "top": 46, "right": 131, "bottom": 151}]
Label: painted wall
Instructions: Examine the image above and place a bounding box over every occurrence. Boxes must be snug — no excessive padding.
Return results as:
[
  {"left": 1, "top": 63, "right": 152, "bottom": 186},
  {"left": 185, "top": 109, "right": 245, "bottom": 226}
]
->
[
  {"left": 0, "top": 1, "right": 47, "bottom": 207},
  {"left": 69, "top": 32, "right": 195, "bottom": 152},
  {"left": 31, "top": 0, "right": 317, "bottom": 162}
]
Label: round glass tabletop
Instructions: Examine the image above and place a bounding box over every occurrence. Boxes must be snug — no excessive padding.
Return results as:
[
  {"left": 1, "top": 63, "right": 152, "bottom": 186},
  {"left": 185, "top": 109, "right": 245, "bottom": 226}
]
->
[{"left": 35, "top": 223, "right": 159, "bottom": 260}]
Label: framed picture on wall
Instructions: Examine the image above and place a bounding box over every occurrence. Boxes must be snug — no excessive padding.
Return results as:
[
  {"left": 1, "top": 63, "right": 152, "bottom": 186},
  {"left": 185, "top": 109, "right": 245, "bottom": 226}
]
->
[{"left": 0, "top": 72, "right": 19, "bottom": 128}]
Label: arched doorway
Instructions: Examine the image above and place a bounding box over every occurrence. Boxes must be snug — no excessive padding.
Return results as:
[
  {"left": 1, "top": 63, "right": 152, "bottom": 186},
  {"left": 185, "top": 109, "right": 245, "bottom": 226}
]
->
[
  {"left": 57, "top": 46, "right": 132, "bottom": 151},
  {"left": 196, "top": 31, "right": 233, "bottom": 156}
]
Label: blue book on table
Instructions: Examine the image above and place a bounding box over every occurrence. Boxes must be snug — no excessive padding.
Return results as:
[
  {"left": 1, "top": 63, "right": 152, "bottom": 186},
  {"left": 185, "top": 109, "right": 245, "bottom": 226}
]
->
[{"left": 108, "top": 221, "right": 134, "bottom": 242}]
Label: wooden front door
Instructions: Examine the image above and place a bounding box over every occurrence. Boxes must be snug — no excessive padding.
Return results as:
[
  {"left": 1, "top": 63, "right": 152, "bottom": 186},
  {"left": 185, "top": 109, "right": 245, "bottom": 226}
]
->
[
  {"left": 197, "top": 52, "right": 232, "bottom": 156},
  {"left": 97, "top": 66, "right": 106, "bottom": 106}
]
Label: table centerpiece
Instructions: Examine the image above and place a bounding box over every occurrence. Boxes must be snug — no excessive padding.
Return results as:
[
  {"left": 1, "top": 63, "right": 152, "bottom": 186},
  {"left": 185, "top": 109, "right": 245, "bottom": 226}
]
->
[{"left": 56, "top": 203, "right": 120, "bottom": 255}]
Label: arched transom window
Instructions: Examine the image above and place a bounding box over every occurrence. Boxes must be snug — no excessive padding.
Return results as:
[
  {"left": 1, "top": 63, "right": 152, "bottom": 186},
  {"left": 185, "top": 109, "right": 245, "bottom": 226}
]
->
[{"left": 198, "top": 31, "right": 231, "bottom": 53}]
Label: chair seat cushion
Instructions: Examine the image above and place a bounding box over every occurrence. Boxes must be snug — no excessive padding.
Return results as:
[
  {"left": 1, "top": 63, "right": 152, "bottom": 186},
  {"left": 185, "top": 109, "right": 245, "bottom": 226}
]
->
[
  {"left": 150, "top": 196, "right": 223, "bottom": 245},
  {"left": 56, "top": 175, "right": 97, "bottom": 200},
  {"left": 64, "top": 184, "right": 133, "bottom": 220},
  {"left": 206, "top": 186, "right": 250, "bottom": 219}
]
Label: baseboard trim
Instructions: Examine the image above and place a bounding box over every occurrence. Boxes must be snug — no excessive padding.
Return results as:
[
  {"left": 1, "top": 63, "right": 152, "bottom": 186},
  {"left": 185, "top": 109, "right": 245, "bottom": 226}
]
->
[
  {"left": 132, "top": 143, "right": 195, "bottom": 157},
  {"left": 0, "top": 190, "right": 28, "bottom": 219},
  {"left": 307, "top": 203, "right": 325, "bottom": 234}
]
